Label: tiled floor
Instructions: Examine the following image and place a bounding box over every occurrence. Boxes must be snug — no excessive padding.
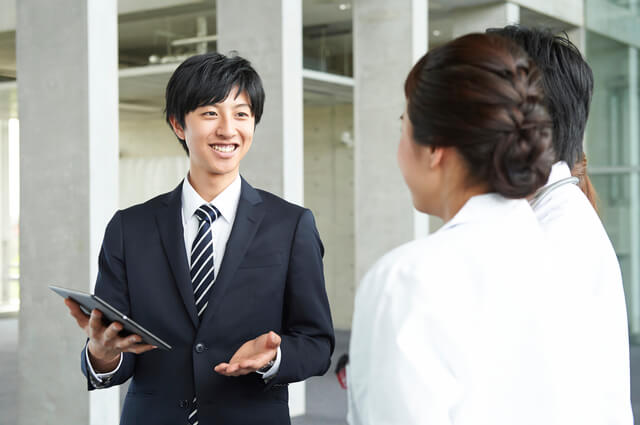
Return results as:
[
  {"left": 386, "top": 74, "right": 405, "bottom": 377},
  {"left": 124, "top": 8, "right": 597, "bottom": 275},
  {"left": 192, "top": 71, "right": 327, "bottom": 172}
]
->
[
  {"left": 2, "top": 319, "right": 640, "bottom": 425},
  {"left": 292, "top": 330, "right": 349, "bottom": 425},
  {"left": 0, "top": 318, "right": 18, "bottom": 425}
]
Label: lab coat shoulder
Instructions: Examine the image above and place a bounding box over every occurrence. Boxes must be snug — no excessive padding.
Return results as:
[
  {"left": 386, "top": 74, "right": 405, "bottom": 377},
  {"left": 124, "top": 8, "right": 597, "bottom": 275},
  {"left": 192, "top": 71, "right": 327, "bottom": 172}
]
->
[
  {"left": 536, "top": 183, "right": 619, "bottom": 274},
  {"left": 363, "top": 230, "right": 458, "bottom": 288},
  {"left": 350, "top": 234, "right": 463, "bottom": 425},
  {"left": 533, "top": 175, "right": 632, "bottom": 425}
]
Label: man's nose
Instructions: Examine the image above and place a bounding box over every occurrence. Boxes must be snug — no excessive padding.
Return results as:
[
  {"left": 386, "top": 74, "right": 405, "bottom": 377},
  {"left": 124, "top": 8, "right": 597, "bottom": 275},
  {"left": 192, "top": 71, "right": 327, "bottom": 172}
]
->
[{"left": 216, "top": 117, "right": 236, "bottom": 138}]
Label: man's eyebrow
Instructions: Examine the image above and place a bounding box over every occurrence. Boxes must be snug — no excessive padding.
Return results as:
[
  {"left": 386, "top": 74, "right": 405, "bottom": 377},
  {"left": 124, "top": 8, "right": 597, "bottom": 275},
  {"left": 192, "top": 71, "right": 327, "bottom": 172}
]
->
[{"left": 234, "top": 103, "right": 251, "bottom": 109}]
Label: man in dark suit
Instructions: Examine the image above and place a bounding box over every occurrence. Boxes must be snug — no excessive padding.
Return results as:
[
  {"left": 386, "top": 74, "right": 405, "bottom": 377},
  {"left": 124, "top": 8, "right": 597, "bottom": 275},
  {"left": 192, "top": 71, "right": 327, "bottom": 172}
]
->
[{"left": 64, "top": 52, "right": 335, "bottom": 425}]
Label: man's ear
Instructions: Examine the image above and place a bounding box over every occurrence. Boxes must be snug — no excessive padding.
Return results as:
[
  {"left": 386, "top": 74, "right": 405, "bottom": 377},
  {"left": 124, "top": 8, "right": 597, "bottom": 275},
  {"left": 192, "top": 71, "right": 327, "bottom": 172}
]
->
[{"left": 169, "top": 116, "right": 185, "bottom": 140}]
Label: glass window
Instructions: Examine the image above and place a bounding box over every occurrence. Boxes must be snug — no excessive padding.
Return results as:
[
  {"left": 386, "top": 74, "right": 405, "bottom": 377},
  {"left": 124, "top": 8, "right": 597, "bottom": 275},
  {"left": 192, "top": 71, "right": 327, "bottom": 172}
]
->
[
  {"left": 586, "top": 29, "right": 640, "bottom": 341},
  {"left": 587, "top": 33, "right": 632, "bottom": 167},
  {"left": 118, "top": 1, "right": 216, "bottom": 69},
  {"left": 303, "top": 0, "right": 353, "bottom": 77}
]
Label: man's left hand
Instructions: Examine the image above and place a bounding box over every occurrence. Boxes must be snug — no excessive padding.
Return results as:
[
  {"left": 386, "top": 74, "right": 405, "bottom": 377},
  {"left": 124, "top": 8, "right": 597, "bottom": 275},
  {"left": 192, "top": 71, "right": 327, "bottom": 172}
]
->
[{"left": 214, "top": 331, "right": 281, "bottom": 376}]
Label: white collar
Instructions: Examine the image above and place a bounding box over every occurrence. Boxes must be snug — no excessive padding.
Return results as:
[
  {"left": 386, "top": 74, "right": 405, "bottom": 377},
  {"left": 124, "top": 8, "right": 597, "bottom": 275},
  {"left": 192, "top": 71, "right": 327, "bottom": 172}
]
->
[
  {"left": 440, "top": 193, "right": 525, "bottom": 232},
  {"left": 181, "top": 174, "right": 242, "bottom": 224},
  {"left": 545, "top": 161, "right": 572, "bottom": 186}
]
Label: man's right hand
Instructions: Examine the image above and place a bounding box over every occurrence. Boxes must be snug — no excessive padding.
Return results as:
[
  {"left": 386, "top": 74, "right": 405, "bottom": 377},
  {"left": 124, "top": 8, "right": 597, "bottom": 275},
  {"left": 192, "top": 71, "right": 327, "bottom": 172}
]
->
[{"left": 64, "top": 298, "right": 156, "bottom": 373}]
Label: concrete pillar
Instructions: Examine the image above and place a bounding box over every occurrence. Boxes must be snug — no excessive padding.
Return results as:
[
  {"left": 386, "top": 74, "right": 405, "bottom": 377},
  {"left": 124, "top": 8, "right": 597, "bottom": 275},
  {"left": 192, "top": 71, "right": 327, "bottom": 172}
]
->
[
  {"left": 217, "top": 0, "right": 303, "bottom": 205},
  {"left": 451, "top": 2, "right": 520, "bottom": 38},
  {"left": 216, "top": 0, "right": 306, "bottom": 416},
  {"left": 567, "top": 27, "right": 587, "bottom": 54},
  {"left": 353, "top": 0, "right": 428, "bottom": 283},
  {"left": 512, "top": 0, "right": 582, "bottom": 27},
  {"left": 16, "top": 0, "right": 119, "bottom": 424}
]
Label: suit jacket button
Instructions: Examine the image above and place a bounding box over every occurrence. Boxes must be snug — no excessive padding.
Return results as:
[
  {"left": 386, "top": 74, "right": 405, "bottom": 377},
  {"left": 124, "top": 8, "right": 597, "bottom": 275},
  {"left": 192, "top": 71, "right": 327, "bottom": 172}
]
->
[
  {"left": 178, "top": 399, "right": 189, "bottom": 408},
  {"left": 195, "top": 343, "right": 206, "bottom": 353}
]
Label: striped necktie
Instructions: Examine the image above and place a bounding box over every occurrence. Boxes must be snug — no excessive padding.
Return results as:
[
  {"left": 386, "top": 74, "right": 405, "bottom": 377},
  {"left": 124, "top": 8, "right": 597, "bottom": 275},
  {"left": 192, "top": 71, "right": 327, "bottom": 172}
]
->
[
  {"left": 191, "top": 203, "right": 220, "bottom": 317},
  {"left": 189, "top": 204, "right": 220, "bottom": 425}
]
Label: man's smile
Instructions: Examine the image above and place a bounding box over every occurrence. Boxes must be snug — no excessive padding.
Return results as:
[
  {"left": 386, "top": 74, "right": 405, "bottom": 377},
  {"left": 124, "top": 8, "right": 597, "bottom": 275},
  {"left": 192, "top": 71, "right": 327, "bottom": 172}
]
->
[{"left": 210, "top": 143, "right": 239, "bottom": 153}]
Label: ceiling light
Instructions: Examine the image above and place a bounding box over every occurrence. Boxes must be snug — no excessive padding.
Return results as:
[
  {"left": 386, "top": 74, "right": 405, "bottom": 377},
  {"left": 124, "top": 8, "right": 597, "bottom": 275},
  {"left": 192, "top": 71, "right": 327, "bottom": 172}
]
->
[
  {"left": 432, "top": 30, "right": 441, "bottom": 37},
  {"left": 339, "top": 3, "right": 352, "bottom": 11}
]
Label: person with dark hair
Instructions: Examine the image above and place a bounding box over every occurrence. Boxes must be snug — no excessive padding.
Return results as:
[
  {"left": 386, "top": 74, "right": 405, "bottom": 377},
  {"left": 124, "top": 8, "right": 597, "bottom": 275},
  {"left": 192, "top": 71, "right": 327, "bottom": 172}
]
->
[
  {"left": 490, "top": 26, "right": 632, "bottom": 425},
  {"left": 487, "top": 25, "right": 597, "bottom": 207},
  {"left": 63, "top": 52, "right": 335, "bottom": 425},
  {"left": 348, "top": 33, "right": 564, "bottom": 424}
]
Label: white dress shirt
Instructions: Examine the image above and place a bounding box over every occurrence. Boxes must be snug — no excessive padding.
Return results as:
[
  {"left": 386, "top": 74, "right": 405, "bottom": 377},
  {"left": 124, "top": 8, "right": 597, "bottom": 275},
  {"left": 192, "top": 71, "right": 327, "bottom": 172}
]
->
[
  {"left": 87, "top": 173, "right": 280, "bottom": 383},
  {"left": 348, "top": 194, "right": 567, "bottom": 425},
  {"left": 530, "top": 161, "right": 632, "bottom": 425}
]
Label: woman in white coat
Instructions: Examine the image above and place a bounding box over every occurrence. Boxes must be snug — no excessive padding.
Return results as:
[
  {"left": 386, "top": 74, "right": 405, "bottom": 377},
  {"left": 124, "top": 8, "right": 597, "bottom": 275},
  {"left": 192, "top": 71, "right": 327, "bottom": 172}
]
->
[{"left": 348, "top": 33, "right": 563, "bottom": 425}]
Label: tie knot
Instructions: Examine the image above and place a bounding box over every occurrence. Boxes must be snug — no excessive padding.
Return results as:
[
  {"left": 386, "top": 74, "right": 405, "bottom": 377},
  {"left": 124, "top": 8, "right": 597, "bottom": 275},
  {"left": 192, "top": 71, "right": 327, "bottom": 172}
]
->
[{"left": 194, "top": 204, "right": 220, "bottom": 224}]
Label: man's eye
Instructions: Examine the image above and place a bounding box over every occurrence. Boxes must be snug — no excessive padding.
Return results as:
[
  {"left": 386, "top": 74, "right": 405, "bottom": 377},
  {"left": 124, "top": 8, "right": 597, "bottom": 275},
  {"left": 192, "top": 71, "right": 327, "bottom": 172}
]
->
[
  {"left": 237, "top": 112, "right": 249, "bottom": 117},
  {"left": 204, "top": 111, "right": 217, "bottom": 116}
]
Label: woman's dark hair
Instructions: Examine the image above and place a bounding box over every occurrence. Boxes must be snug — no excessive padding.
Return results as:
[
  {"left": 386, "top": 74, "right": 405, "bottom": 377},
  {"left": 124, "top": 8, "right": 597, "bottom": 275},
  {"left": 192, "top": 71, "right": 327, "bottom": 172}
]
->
[
  {"left": 405, "top": 33, "right": 554, "bottom": 198},
  {"left": 165, "top": 52, "right": 265, "bottom": 154}
]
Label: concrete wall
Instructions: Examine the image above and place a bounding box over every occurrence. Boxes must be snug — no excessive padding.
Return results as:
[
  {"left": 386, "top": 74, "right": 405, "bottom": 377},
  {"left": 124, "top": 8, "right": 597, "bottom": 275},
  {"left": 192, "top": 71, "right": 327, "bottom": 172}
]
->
[
  {"left": 118, "top": 114, "right": 187, "bottom": 208},
  {"left": 304, "top": 103, "right": 354, "bottom": 330},
  {"left": 353, "top": 0, "right": 424, "bottom": 283},
  {"left": 0, "top": 0, "right": 207, "bottom": 31},
  {"left": 450, "top": 2, "right": 520, "bottom": 38},
  {"left": 119, "top": 115, "right": 183, "bottom": 157}
]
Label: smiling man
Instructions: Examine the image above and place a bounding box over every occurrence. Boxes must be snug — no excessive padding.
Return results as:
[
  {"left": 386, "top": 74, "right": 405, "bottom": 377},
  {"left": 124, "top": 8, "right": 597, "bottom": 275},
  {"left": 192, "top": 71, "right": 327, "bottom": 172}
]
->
[{"left": 64, "top": 52, "right": 335, "bottom": 425}]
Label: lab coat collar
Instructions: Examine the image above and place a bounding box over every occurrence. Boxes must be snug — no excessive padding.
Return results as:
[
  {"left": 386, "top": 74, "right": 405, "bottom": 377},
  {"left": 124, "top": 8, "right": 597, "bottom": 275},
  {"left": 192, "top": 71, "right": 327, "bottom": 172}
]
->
[
  {"left": 545, "top": 161, "right": 572, "bottom": 186},
  {"left": 439, "top": 193, "right": 524, "bottom": 232}
]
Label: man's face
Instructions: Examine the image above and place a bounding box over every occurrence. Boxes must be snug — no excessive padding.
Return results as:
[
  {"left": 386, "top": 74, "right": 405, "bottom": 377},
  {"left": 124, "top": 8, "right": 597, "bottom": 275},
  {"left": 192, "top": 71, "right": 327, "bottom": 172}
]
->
[{"left": 173, "top": 87, "right": 255, "bottom": 181}]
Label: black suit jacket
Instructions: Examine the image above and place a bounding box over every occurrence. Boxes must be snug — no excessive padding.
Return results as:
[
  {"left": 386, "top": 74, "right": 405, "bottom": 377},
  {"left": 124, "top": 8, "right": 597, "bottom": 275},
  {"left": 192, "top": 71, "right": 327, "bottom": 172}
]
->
[{"left": 81, "top": 178, "right": 335, "bottom": 425}]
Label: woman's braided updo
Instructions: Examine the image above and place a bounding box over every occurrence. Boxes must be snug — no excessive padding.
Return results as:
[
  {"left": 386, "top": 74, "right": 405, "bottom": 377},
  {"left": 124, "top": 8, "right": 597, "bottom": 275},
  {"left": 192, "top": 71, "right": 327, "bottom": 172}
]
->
[{"left": 405, "top": 33, "right": 554, "bottom": 198}]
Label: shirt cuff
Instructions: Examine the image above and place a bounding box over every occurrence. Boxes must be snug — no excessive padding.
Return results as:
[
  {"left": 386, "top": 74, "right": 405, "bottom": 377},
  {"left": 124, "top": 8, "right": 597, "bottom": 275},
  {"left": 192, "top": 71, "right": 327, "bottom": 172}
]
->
[
  {"left": 85, "top": 344, "right": 123, "bottom": 385},
  {"left": 256, "top": 345, "right": 281, "bottom": 381}
]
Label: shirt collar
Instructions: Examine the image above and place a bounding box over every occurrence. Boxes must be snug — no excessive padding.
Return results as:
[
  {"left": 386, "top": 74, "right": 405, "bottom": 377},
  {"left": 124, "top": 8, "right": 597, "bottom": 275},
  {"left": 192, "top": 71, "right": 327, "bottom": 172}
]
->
[
  {"left": 440, "top": 161, "right": 570, "bottom": 231},
  {"left": 439, "top": 192, "right": 526, "bottom": 232},
  {"left": 545, "top": 161, "right": 572, "bottom": 186},
  {"left": 181, "top": 174, "right": 242, "bottom": 224}
]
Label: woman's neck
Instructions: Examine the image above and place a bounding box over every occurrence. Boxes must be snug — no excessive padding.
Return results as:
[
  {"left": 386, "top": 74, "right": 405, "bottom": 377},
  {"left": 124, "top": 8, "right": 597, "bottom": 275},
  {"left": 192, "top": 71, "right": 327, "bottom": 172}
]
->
[
  {"left": 437, "top": 156, "right": 489, "bottom": 222},
  {"left": 439, "top": 183, "right": 489, "bottom": 222}
]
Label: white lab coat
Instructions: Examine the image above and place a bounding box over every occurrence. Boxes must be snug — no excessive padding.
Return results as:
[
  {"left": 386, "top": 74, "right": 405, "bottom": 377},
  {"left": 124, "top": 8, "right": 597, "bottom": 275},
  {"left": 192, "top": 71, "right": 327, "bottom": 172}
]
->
[
  {"left": 531, "top": 161, "right": 632, "bottom": 425},
  {"left": 347, "top": 193, "right": 567, "bottom": 425}
]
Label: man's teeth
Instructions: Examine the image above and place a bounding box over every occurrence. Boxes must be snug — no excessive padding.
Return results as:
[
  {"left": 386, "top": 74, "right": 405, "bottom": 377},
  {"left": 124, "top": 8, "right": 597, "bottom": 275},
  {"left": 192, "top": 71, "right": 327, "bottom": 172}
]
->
[{"left": 212, "top": 145, "right": 236, "bottom": 153}]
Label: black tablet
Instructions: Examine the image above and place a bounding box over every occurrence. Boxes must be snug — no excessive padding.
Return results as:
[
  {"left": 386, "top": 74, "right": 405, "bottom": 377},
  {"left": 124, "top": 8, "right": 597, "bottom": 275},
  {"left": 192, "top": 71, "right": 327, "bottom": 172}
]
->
[{"left": 50, "top": 284, "right": 172, "bottom": 351}]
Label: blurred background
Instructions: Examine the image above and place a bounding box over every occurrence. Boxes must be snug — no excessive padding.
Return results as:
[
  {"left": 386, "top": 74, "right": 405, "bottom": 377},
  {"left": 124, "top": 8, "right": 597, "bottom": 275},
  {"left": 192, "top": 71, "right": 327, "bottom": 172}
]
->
[{"left": 0, "top": 0, "right": 639, "bottom": 424}]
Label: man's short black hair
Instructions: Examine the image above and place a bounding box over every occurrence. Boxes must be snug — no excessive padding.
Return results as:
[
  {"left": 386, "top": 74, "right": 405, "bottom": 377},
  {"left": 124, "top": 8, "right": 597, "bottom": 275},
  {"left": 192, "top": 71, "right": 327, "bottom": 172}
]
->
[
  {"left": 165, "top": 52, "right": 265, "bottom": 154},
  {"left": 488, "top": 25, "right": 594, "bottom": 169}
]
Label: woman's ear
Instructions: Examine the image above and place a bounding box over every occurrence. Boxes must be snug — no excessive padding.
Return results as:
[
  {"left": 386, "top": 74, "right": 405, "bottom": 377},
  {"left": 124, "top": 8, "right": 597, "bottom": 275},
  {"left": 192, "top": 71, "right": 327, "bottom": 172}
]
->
[
  {"left": 169, "top": 116, "right": 185, "bottom": 140},
  {"left": 428, "top": 145, "right": 445, "bottom": 169}
]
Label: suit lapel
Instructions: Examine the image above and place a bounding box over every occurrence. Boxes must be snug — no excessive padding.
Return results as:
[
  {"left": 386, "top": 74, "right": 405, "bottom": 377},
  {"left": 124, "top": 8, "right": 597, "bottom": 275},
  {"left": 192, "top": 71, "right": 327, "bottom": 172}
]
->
[
  {"left": 199, "top": 178, "right": 264, "bottom": 327},
  {"left": 156, "top": 182, "right": 199, "bottom": 328}
]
